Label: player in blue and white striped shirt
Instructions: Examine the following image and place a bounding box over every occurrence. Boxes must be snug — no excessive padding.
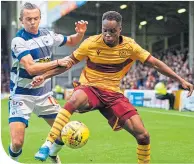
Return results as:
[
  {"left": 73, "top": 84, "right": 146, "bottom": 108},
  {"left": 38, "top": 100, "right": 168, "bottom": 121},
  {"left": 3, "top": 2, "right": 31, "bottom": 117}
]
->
[{"left": 9, "top": 2, "right": 88, "bottom": 163}]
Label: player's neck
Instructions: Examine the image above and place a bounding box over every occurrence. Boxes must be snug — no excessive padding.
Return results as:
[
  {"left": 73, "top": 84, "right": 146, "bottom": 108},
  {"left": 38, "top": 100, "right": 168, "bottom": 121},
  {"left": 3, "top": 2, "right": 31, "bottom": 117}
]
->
[
  {"left": 104, "top": 36, "right": 122, "bottom": 47},
  {"left": 119, "top": 36, "right": 123, "bottom": 44},
  {"left": 24, "top": 28, "right": 39, "bottom": 35}
]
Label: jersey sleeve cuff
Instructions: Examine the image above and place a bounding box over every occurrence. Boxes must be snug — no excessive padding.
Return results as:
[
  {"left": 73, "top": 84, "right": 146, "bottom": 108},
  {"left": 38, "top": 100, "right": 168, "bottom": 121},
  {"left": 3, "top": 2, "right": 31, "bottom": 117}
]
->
[
  {"left": 72, "top": 53, "right": 83, "bottom": 61},
  {"left": 143, "top": 54, "right": 151, "bottom": 64},
  {"left": 17, "top": 50, "right": 30, "bottom": 61},
  {"left": 59, "top": 36, "right": 67, "bottom": 47}
]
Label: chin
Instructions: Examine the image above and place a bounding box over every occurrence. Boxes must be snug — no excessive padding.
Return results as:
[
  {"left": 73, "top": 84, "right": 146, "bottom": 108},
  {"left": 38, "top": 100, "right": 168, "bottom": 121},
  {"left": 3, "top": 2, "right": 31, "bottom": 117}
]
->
[
  {"left": 30, "top": 29, "right": 38, "bottom": 34},
  {"left": 106, "top": 42, "right": 115, "bottom": 47}
]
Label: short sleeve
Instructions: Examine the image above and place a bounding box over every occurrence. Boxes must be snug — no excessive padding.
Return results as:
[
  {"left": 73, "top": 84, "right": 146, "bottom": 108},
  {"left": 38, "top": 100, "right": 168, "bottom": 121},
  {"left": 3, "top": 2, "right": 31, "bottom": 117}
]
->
[
  {"left": 49, "top": 31, "right": 67, "bottom": 47},
  {"left": 72, "top": 38, "right": 89, "bottom": 61},
  {"left": 11, "top": 37, "right": 30, "bottom": 61},
  {"left": 130, "top": 40, "right": 151, "bottom": 63}
]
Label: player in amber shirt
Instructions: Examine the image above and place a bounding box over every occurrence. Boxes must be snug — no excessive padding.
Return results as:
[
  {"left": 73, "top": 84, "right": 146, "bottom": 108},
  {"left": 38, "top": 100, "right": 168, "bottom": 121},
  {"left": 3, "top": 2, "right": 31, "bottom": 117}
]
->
[
  {"left": 72, "top": 33, "right": 150, "bottom": 93},
  {"left": 34, "top": 11, "right": 193, "bottom": 163}
]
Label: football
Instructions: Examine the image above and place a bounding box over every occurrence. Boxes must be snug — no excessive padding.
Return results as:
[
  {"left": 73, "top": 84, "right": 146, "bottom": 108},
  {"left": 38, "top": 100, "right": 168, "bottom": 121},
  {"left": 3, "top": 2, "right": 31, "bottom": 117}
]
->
[{"left": 61, "top": 121, "right": 89, "bottom": 149}]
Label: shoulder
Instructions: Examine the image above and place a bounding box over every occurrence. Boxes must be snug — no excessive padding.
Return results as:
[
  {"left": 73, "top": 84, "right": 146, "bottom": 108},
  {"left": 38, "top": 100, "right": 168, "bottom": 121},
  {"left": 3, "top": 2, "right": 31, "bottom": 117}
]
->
[
  {"left": 83, "top": 34, "right": 103, "bottom": 48},
  {"left": 11, "top": 37, "right": 26, "bottom": 46},
  {"left": 39, "top": 28, "right": 51, "bottom": 36},
  {"left": 14, "top": 28, "right": 28, "bottom": 40},
  {"left": 82, "top": 34, "right": 102, "bottom": 44},
  {"left": 88, "top": 34, "right": 102, "bottom": 42},
  {"left": 122, "top": 36, "right": 137, "bottom": 44}
]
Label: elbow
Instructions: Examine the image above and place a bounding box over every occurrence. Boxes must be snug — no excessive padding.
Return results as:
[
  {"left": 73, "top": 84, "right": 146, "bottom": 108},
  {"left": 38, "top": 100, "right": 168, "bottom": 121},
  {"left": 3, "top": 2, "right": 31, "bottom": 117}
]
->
[{"left": 26, "top": 67, "right": 36, "bottom": 76}]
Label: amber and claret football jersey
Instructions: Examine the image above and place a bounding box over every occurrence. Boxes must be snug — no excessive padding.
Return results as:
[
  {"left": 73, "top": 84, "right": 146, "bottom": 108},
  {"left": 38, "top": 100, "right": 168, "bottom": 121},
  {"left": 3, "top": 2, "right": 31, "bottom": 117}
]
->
[{"left": 73, "top": 34, "right": 151, "bottom": 93}]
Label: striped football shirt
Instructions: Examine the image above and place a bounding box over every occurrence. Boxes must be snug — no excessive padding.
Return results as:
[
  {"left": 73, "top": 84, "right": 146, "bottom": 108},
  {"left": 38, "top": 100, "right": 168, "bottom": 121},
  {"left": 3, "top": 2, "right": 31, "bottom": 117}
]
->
[{"left": 10, "top": 28, "right": 67, "bottom": 96}]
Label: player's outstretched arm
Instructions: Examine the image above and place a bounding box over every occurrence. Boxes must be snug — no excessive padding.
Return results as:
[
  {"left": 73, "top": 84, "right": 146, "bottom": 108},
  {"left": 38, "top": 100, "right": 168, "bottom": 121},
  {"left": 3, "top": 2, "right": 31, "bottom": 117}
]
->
[
  {"left": 65, "top": 20, "right": 88, "bottom": 46},
  {"left": 20, "top": 55, "right": 59, "bottom": 76},
  {"left": 145, "top": 56, "right": 194, "bottom": 97},
  {"left": 20, "top": 54, "right": 74, "bottom": 76},
  {"left": 31, "top": 55, "right": 78, "bottom": 87}
]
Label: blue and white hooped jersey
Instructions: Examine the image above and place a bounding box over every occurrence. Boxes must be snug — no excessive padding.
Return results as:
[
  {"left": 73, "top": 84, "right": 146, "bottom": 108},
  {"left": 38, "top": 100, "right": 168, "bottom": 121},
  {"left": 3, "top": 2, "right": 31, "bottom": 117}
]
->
[{"left": 10, "top": 28, "right": 67, "bottom": 97}]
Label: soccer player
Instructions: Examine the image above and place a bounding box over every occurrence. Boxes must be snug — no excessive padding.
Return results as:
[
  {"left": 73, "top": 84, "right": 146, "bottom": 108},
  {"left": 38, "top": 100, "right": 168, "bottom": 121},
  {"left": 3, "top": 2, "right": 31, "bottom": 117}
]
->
[
  {"left": 9, "top": 2, "right": 88, "bottom": 164},
  {"left": 33, "top": 11, "right": 193, "bottom": 163}
]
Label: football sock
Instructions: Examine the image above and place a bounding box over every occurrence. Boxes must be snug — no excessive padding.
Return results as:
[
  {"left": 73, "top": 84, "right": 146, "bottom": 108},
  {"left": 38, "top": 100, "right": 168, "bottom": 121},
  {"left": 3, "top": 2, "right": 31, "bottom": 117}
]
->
[
  {"left": 49, "top": 139, "right": 64, "bottom": 157},
  {"left": 9, "top": 144, "right": 22, "bottom": 161},
  {"left": 137, "top": 144, "right": 150, "bottom": 164},
  {"left": 47, "top": 109, "right": 71, "bottom": 143}
]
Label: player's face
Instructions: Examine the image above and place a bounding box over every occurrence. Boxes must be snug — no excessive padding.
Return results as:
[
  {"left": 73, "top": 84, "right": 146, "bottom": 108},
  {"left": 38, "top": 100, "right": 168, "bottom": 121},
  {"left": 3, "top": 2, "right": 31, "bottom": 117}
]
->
[
  {"left": 102, "top": 19, "right": 121, "bottom": 47},
  {"left": 21, "top": 8, "right": 41, "bottom": 34}
]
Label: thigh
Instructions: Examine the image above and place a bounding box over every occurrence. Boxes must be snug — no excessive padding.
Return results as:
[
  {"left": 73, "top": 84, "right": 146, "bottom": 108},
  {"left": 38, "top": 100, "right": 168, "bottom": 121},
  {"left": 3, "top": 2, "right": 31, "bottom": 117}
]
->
[
  {"left": 100, "top": 96, "right": 138, "bottom": 131},
  {"left": 9, "top": 96, "right": 34, "bottom": 127},
  {"left": 166, "top": 93, "right": 174, "bottom": 99},
  {"left": 68, "top": 86, "right": 102, "bottom": 113},
  {"left": 156, "top": 94, "right": 166, "bottom": 100}
]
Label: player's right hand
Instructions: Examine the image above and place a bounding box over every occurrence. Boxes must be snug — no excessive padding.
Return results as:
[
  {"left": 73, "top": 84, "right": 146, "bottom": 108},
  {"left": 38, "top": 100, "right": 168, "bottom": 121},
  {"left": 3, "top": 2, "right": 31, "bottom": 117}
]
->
[
  {"left": 31, "top": 75, "right": 45, "bottom": 87},
  {"left": 181, "top": 80, "right": 194, "bottom": 97},
  {"left": 58, "top": 56, "right": 75, "bottom": 68}
]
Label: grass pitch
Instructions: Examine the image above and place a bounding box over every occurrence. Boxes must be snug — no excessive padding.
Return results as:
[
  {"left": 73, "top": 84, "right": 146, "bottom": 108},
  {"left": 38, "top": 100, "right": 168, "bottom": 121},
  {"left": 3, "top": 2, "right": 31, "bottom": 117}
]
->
[{"left": 1, "top": 99, "right": 194, "bottom": 163}]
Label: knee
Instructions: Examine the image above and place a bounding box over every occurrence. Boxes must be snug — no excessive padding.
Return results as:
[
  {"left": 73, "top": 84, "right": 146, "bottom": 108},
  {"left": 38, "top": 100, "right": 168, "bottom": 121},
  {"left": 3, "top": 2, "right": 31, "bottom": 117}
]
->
[
  {"left": 12, "top": 138, "right": 24, "bottom": 150},
  {"left": 64, "top": 94, "right": 88, "bottom": 112},
  {"left": 64, "top": 100, "right": 78, "bottom": 114},
  {"left": 136, "top": 131, "right": 150, "bottom": 145}
]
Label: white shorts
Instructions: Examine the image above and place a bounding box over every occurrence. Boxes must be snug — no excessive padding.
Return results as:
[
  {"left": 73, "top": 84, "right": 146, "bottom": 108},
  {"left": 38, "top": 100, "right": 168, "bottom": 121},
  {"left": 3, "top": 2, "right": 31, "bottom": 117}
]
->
[{"left": 9, "top": 92, "right": 61, "bottom": 127}]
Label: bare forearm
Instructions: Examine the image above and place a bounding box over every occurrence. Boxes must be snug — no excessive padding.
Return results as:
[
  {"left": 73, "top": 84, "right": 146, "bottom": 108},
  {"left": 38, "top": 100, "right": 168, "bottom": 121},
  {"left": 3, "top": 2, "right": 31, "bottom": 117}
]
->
[
  {"left": 42, "top": 55, "right": 78, "bottom": 79},
  {"left": 28, "top": 60, "right": 58, "bottom": 75},
  {"left": 43, "top": 66, "right": 69, "bottom": 80},
  {"left": 67, "top": 33, "right": 84, "bottom": 46},
  {"left": 155, "top": 60, "right": 184, "bottom": 83}
]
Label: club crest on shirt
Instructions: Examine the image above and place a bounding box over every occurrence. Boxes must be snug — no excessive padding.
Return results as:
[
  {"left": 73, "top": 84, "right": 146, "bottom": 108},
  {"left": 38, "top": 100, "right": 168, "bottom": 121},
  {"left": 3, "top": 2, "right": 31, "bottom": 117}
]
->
[
  {"left": 119, "top": 49, "right": 130, "bottom": 58},
  {"left": 42, "top": 36, "right": 50, "bottom": 45}
]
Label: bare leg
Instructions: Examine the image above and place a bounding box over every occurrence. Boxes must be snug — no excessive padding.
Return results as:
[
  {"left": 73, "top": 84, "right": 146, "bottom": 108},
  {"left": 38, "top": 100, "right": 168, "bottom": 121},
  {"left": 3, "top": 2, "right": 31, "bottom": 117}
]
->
[
  {"left": 35, "top": 89, "right": 90, "bottom": 161},
  {"left": 123, "top": 115, "right": 150, "bottom": 164},
  {"left": 47, "top": 89, "right": 90, "bottom": 143},
  {"left": 9, "top": 122, "right": 26, "bottom": 161}
]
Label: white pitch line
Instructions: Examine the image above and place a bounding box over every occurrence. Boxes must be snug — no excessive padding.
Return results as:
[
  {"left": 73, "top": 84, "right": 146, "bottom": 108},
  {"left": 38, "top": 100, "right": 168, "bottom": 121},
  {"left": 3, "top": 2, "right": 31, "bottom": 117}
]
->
[{"left": 139, "top": 109, "right": 194, "bottom": 118}]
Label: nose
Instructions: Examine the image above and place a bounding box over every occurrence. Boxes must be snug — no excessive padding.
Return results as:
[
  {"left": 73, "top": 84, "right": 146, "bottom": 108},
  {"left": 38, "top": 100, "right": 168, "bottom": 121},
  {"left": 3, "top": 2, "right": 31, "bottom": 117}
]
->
[
  {"left": 105, "top": 32, "right": 111, "bottom": 37},
  {"left": 31, "top": 19, "right": 35, "bottom": 25}
]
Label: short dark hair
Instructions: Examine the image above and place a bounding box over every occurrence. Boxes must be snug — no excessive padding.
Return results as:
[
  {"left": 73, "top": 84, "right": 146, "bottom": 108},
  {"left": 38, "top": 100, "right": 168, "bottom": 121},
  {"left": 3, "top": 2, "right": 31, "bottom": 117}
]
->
[
  {"left": 102, "top": 11, "right": 122, "bottom": 25},
  {"left": 20, "top": 2, "right": 41, "bottom": 21}
]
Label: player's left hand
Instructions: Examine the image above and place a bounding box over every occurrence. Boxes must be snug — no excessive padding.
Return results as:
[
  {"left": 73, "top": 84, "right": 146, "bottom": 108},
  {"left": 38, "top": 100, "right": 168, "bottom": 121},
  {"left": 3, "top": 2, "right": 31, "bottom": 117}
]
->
[
  {"left": 181, "top": 80, "right": 194, "bottom": 97},
  {"left": 58, "top": 56, "right": 75, "bottom": 68},
  {"left": 31, "top": 75, "right": 45, "bottom": 87},
  {"left": 75, "top": 20, "right": 88, "bottom": 35}
]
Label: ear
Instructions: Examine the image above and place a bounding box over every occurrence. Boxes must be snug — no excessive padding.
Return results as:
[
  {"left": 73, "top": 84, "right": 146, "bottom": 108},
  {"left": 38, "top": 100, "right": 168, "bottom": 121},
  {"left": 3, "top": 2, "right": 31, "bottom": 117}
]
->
[
  {"left": 120, "top": 27, "right": 122, "bottom": 32},
  {"left": 19, "top": 17, "right": 23, "bottom": 24}
]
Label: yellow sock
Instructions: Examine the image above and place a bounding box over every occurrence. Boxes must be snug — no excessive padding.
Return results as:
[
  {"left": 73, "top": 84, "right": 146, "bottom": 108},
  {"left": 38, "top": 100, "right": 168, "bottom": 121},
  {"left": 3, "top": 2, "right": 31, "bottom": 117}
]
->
[
  {"left": 137, "top": 144, "right": 150, "bottom": 164},
  {"left": 47, "top": 109, "right": 71, "bottom": 143}
]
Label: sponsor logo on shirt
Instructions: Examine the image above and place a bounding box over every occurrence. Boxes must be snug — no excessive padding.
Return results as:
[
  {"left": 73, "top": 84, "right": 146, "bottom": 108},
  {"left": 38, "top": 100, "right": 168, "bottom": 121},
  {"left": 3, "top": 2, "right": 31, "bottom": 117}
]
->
[
  {"left": 12, "top": 100, "right": 23, "bottom": 106},
  {"left": 38, "top": 57, "right": 51, "bottom": 63}
]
